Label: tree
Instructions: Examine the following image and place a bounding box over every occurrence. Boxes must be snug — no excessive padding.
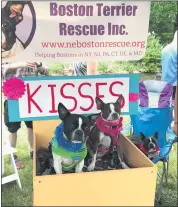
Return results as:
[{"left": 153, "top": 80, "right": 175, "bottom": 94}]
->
[{"left": 149, "top": 1, "right": 178, "bottom": 45}]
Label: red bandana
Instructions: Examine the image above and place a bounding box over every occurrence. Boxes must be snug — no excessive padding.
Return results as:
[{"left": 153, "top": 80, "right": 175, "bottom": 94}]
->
[
  {"left": 140, "top": 143, "right": 160, "bottom": 158},
  {"left": 96, "top": 114, "right": 123, "bottom": 153}
]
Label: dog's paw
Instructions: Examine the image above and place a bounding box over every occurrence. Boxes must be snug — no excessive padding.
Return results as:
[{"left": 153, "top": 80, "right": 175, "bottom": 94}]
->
[
  {"left": 75, "top": 169, "right": 83, "bottom": 173},
  {"left": 121, "top": 162, "right": 130, "bottom": 169},
  {"left": 55, "top": 171, "right": 63, "bottom": 174},
  {"left": 87, "top": 164, "right": 95, "bottom": 171}
]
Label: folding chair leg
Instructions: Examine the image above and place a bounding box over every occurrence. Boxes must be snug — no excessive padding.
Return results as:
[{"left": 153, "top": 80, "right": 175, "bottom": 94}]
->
[
  {"left": 10, "top": 153, "right": 22, "bottom": 189},
  {"left": 156, "top": 161, "right": 166, "bottom": 203}
]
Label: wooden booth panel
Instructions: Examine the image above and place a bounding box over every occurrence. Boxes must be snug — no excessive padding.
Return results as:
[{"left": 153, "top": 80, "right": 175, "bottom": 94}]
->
[
  {"left": 34, "top": 167, "right": 157, "bottom": 206},
  {"left": 33, "top": 120, "right": 157, "bottom": 206}
]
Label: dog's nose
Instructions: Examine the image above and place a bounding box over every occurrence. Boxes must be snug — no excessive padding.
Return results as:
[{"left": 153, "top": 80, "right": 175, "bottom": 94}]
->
[
  {"left": 75, "top": 130, "right": 83, "bottom": 137},
  {"left": 112, "top": 113, "right": 119, "bottom": 120},
  {"left": 149, "top": 143, "right": 155, "bottom": 149}
]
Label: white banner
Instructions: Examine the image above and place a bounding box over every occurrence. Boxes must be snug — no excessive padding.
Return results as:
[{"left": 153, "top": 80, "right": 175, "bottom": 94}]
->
[
  {"left": 18, "top": 77, "right": 129, "bottom": 118},
  {"left": 2, "top": 1, "right": 151, "bottom": 62}
]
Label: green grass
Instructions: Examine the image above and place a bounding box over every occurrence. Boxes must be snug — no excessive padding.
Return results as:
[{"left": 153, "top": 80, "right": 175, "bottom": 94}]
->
[
  {"left": 2, "top": 123, "right": 33, "bottom": 206},
  {"left": 1, "top": 73, "right": 177, "bottom": 206}
]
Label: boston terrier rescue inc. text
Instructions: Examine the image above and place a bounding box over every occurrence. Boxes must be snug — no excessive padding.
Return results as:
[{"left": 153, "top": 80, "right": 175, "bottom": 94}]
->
[{"left": 50, "top": 3, "right": 138, "bottom": 36}]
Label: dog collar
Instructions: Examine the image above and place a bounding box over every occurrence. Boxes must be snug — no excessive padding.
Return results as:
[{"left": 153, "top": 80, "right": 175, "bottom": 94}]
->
[
  {"left": 54, "top": 122, "right": 83, "bottom": 152},
  {"left": 96, "top": 114, "right": 123, "bottom": 138},
  {"left": 95, "top": 115, "right": 123, "bottom": 153},
  {"left": 51, "top": 137, "right": 87, "bottom": 160},
  {"left": 140, "top": 144, "right": 160, "bottom": 156}
]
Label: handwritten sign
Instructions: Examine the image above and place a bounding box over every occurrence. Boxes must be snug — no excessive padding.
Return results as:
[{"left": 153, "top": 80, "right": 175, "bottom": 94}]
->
[
  {"left": 2, "top": 1, "right": 150, "bottom": 62},
  {"left": 8, "top": 74, "right": 139, "bottom": 122}
]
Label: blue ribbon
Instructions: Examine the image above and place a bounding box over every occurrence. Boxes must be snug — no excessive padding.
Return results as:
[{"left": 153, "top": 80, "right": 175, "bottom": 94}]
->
[{"left": 54, "top": 122, "right": 83, "bottom": 152}]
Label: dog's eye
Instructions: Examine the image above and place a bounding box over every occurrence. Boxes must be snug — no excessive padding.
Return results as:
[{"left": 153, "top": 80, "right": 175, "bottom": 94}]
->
[
  {"left": 108, "top": 109, "right": 111, "bottom": 113},
  {"left": 114, "top": 105, "right": 120, "bottom": 112},
  {"left": 152, "top": 140, "right": 157, "bottom": 144},
  {"left": 2, "top": 23, "right": 8, "bottom": 28},
  {"left": 73, "top": 122, "right": 78, "bottom": 129},
  {"left": 82, "top": 123, "right": 88, "bottom": 130}
]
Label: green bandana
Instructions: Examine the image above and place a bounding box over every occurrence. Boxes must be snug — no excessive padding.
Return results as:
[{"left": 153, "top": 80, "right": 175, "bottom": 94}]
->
[{"left": 51, "top": 137, "right": 87, "bottom": 171}]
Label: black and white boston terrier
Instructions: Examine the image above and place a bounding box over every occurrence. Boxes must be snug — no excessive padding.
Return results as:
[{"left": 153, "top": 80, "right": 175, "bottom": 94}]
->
[
  {"left": 2, "top": 1, "right": 27, "bottom": 58},
  {"left": 87, "top": 95, "right": 129, "bottom": 171},
  {"left": 139, "top": 132, "right": 160, "bottom": 159},
  {"left": 50, "top": 103, "right": 91, "bottom": 174}
]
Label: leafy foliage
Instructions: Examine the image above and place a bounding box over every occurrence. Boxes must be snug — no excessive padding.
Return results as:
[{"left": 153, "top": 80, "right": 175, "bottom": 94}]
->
[
  {"left": 48, "top": 62, "right": 64, "bottom": 75},
  {"left": 98, "top": 34, "right": 163, "bottom": 74},
  {"left": 149, "top": 1, "right": 178, "bottom": 45},
  {"left": 139, "top": 34, "right": 163, "bottom": 73}
]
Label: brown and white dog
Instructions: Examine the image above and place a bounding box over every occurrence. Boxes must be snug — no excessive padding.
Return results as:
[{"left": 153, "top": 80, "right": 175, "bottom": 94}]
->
[{"left": 2, "top": 1, "right": 27, "bottom": 58}]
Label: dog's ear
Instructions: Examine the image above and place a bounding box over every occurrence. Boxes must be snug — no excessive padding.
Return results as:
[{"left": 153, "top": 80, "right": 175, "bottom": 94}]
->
[
  {"left": 140, "top": 132, "right": 145, "bottom": 141},
  {"left": 154, "top": 131, "right": 158, "bottom": 140},
  {"left": 58, "top": 102, "right": 70, "bottom": 120},
  {"left": 6, "top": 2, "right": 26, "bottom": 24},
  {"left": 116, "top": 94, "right": 123, "bottom": 105},
  {"left": 95, "top": 97, "right": 104, "bottom": 110}
]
